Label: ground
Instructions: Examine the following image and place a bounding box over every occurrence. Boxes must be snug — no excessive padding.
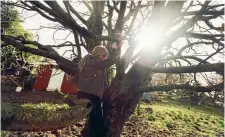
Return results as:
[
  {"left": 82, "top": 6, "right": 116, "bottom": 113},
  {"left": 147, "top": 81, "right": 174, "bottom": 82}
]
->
[{"left": 1, "top": 78, "right": 224, "bottom": 137}]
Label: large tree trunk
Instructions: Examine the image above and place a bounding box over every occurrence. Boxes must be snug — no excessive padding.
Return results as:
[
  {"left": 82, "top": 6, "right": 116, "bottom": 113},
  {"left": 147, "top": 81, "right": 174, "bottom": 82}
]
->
[
  {"left": 103, "top": 92, "right": 144, "bottom": 137},
  {"left": 102, "top": 63, "right": 152, "bottom": 136},
  {"left": 86, "top": 1, "right": 105, "bottom": 52},
  {"left": 79, "top": 1, "right": 185, "bottom": 136},
  {"left": 80, "top": 63, "right": 152, "bottom": 137}
]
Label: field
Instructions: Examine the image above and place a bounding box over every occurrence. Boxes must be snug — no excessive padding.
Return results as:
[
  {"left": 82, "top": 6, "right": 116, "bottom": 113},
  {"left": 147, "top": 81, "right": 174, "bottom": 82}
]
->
[
  {"left": 124, "top": 102, "right": 224, "bottom": 137},
  {"left": 1, "top": 94, "right": 224, "bottom": 137}
]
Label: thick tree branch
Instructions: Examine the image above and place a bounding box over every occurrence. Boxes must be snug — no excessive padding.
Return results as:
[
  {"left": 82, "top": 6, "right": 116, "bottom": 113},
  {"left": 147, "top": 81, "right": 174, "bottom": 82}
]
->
[
  {"left": 186, "top": 33, "right": 224, "bottom": 39},
  {"left": 149, "top": 63, "right": 224, "bottom": 74},
  {"left": 113, "top": 1, "right": 128, "bottom": 77},
  {"left": 113, "top": 1, "right": 120, "bottom": 13},
  {"left": 1, "top": 43, "right": 9, "bottom": 48},
  {"left": 114, "top": 1, "right": 127, "bottom": 32},
  {"left": 207, "top": 4, "right": 224, "bottom": 10},
  {"left": 126, "top": 1, "right": 142, "bottom": 35},
  {"left": 44, "top": 1, "right": 68, "bottom": 18},
  {"left": 1, "top": 35, "right": 76, "bottom": 75},
  {"left": 22, "top": 1, "right": 121, "bottom": 43},
  {"left": 29, "top": 1, "right": 113, "bottom": 42},
  {"left": 20, "top": 2, "right": 58, "bottom": 22},
  {"left": 28, "top": 1, "right": 64, "bottom": 23},
  {"left": 163, "top": 1, "right": 211, "bottom": 49},
  {"left": 63, "top": 1, "right": 87, "bottom": 25},
  {"left": 160, "top": 55, "right": 209, "bottom": 64},
  {"left": 107, "top": 1, "right": 113, "bottom": 36},
  {"left": 124, "top": 1, "right": 142, "bottom": 23},
  {"left": 185, "top": 33, "right": 224, "bottom": 46},
  {"left": 73, "top": 31, "right": 82, "bottom": 59},
  {"left": 182, "top": 10, "right": 224, "bottom": 16},
  {"left": 142, "top": 82, "right": 224, "bottom": 92},
  {"left": 82, "top": 1, "right": 93, "bottom": 12}
]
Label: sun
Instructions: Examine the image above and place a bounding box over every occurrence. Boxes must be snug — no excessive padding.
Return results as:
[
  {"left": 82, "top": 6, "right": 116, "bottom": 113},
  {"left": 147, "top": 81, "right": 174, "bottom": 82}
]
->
[{"left": 135, "top": 27, "right": 163, "bottom": 50}]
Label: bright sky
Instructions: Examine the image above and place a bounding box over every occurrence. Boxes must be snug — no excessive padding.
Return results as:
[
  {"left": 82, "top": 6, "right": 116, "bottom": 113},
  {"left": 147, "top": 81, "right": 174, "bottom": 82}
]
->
[
  {"left": 15, "top": 1, "right": 224, "bottom": 86},
  {"left": 17, "top": 0, "right": 224, "bottom": 63},
  {"left": 20, "top": 10, "right": 75, "bottom": 58},
  {"left": 17, "top": 1, "right": 89, "bottom": 59}
]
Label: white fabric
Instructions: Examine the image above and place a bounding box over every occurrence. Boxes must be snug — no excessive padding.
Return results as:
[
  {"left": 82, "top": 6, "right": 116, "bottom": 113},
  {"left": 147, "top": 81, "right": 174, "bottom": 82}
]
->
[{"left": 47, "top": 68, "right": 65, "bottom": 91}]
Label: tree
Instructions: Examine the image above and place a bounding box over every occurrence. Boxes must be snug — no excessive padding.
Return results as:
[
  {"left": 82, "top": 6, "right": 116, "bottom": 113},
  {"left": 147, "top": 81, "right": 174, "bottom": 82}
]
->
[
  {"left": 150, "top": 73, "right": 192, "bottom": 101},
  {"left": 1, "top": 4, "right": 41, "bottom": 74},
  {"left": 1, "top": 1, "right": 224, "bottom": 136}
]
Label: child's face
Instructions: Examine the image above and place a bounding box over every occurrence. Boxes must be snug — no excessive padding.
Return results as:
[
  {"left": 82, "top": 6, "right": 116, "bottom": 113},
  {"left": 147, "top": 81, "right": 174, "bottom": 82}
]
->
[{"left": 99, "top": 54, "right": 108, "bottom": 60}]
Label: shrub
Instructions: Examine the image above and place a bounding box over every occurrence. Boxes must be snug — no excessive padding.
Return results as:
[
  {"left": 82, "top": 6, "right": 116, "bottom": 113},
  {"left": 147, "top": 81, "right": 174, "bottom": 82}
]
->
[
  {"left": 148, "top": 115, "right": 156, "bottom": 121},
  {"left": 1, "top": 102, "right": 14, "bottom": 121}
]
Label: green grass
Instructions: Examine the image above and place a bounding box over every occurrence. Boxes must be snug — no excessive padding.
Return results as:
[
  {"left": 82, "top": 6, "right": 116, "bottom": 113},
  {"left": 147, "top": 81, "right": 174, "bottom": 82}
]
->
[
  {"left": 20, "top": 102, "right": 71, "bottom": 122},
  {"left": 2, "top": 100, "right": 223, "bottom": 136},
  {"left": 137, "top": 102, "right": 224, "bottom": 137},
  {"left": 2, "top": 101, "right": 90, "bottom": 124},
  {"left": 0, "top": 130, "right": 10, "bottom": 137},
  {"left": 1, "top": 102, "right": 72, "bottom": 123}
]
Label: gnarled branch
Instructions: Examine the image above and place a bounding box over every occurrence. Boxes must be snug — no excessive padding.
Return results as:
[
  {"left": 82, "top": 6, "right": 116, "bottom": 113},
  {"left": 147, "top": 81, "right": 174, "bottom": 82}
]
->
[
  {"left": 160, "top": 55, "right": 209, "bottom": 64},
  {"left": 142, "top": 82, "right": 223, "bottom": 92},
  {"left": 63, "top": 1, "right": 87, "bottom": 25},
  {"left": 1, "top": 35, "right": 76, "bottom": 75},
  {"left": 149, "top": 63, "right": 224, "bottom": 74}
]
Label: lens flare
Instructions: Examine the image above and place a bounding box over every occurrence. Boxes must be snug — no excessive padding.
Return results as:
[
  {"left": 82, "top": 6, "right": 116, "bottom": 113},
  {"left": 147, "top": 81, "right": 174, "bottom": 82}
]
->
[{"left": 136, "top": 27, "right": 163, "bottom": 50}]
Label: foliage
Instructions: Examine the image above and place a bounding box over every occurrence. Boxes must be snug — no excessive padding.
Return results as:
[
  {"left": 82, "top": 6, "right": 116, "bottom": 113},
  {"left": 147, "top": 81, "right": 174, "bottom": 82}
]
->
[
  {"left": 0, "top": 131, "right": 10, "bottom": 137},
  {"left": 138, "top": 102, "right": 224, "bottom": 137},
  {"left": 1, "top": 6, "right": 31, "bottom": 37},
  {"left": 1, "top": 102, "right": 14, "bottom": 121},
  {"left": 107, "top": 66, "right": 116, "bottom": 85},
  {"left": 1, "top": 4, "right": 42, "bottom": 73},
  {"left": 150, "top": 73, "right": 224, "bottom": 107}
]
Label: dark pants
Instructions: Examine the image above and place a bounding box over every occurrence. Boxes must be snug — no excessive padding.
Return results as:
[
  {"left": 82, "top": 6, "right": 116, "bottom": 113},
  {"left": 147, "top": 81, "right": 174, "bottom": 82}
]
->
[{"left": 78, "top": 91, "right": 106, "bottom": 137}]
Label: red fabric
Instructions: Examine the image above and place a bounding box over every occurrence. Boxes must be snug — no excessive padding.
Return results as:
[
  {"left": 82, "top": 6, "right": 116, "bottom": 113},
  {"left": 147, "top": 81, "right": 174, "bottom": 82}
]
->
[
  {"left": 33, "top": 65, "right": 52, "bottom": 91},
  {"left": 61, "top": 73, "right": 77, "bottom": 94}
]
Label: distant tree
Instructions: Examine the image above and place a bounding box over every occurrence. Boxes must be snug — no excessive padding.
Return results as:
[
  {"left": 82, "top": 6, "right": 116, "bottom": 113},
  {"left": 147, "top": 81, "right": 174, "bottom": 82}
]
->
[{"left": 1, "top": 4, "right": 41, "bottom": 74}]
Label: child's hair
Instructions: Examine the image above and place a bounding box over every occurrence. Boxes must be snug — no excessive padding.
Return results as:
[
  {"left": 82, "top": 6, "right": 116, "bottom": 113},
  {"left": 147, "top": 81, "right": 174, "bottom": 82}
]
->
[
  {"left": 78, "top": 46, "right": 109, "bottom": 71},
  {"left": 92, "top": 46, "right": 109, "bottom": 57}
]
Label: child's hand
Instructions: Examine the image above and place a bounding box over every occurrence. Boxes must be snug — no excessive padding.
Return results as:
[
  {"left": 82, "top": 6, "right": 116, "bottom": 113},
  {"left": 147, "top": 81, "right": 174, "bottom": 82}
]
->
[
  {"left": 112, "top": 33, "right": 125, "bottom": 49},
  {"left": 117, "top": 33, "right": 125, "bottom": 42},
  {"left": 117, "top": 40, "right": 124, "bottom": 48},
  {"left": 112, "top": 42, "right": 118, "bottom": 49},
  {"left": 112, "top": 40, "right": 124, "bottom": 49},
  {"left": 117, "top": 33, "right": 125, "bottom": 48}
]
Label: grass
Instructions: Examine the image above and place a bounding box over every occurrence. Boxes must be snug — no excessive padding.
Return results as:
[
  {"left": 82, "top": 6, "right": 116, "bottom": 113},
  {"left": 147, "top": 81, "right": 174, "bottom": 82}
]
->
[
  {"left": 137, "top": 101, "right": 224, "bottom": 137},
  {"left": 2, "top": 100, "right": 90, "bottom": 128},
  {"left": 20, "top": 102, "right": 71, "bottom": 122},
  {"left": 0, "top": 131, "right": 11, "bottom": 137},
  {"left": 2, "top": 100, "right": 223, "bottom": 136}
]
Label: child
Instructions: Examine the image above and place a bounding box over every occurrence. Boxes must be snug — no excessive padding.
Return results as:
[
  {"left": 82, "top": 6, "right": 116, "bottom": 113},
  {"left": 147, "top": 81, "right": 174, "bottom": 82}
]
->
[{"left": 77, "top": 34, "right": 124, "bottom": 137}]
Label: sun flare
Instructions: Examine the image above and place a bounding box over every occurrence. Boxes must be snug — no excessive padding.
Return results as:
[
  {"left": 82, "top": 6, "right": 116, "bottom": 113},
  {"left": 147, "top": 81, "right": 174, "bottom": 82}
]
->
[{"left": 135, "top": 27, "right": 163, "bottom": 50}]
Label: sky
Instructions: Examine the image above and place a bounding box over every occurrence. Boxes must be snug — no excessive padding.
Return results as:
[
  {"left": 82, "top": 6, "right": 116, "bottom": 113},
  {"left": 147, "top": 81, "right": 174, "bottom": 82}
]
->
[
  {"left": 17, "top": 1, "right": 89, "bottom": 59},
  {"left": 14, "top": 0, "right": 224, "bottom": 86},
  {"left": 17, "top": 0, "right": 224, "bottom": 63}
]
